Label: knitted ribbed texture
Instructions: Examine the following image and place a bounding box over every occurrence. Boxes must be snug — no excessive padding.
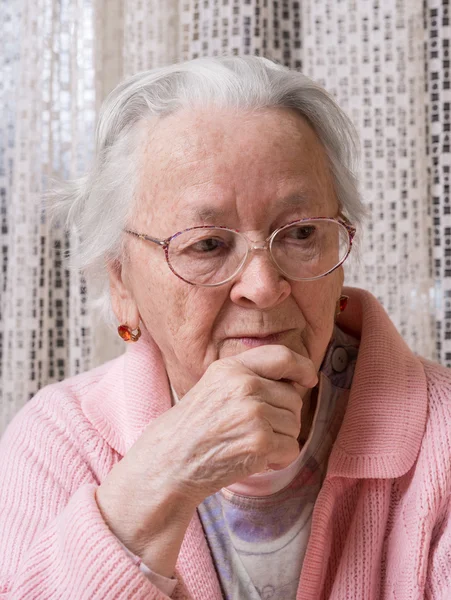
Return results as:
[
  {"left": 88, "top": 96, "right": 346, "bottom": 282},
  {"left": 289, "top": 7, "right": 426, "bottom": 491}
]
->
[
  {"left": 0, "top": 382, "right": 169, "bottom": 599},
  {"left": 296, "top": 357, "right": 451, "bottom": 600},
  {"left": 0, "top": 287, "right": 450, "bottom": 599}
]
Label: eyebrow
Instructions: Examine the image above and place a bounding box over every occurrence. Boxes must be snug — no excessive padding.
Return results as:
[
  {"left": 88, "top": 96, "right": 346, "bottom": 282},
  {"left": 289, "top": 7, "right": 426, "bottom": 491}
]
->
[
  {"left": 278, "top": 192, "right": 314, "bottom": 209},
  {"left": 183, "top": 205, "right": 228, "bottom": 222},
  {"left": 178, "top": 192, "right": 314, "bottom": 223}
]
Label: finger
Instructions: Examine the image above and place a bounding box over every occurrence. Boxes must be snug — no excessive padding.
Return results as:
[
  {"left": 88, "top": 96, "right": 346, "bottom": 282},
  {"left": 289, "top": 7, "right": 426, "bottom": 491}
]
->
[
  {"left": 256, "top": 378, "right": 303, "bottom": 419},
  {"left": 259, "top": 402, "right": 301, "bottom": 438},
  {"left": 228, "top": 344, "right": 318, "bottom": 388},
  {"left": 266, "top": 433, "right": 301, "bottom": 470}
]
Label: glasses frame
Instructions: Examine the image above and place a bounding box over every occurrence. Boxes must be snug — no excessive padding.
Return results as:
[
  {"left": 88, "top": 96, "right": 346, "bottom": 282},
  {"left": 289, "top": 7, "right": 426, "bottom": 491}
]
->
[{"left": 124, "top": 216, "right": 356, "bottom": 287}]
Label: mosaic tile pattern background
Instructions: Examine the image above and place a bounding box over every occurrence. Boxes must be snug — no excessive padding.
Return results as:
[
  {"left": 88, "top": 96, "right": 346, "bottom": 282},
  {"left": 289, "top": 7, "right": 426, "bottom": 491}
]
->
[
  {"left": 301, "top": 1, "right": 435, "bottom": 358},
  {"left": 0, "top": 0, "right": 448, "bottom": 433},
  {"left": 426, "top": 0, "right": 451, "bottom": 365},
  {"left": 0, "top": 0, "right": 97, "bottom": 430}
]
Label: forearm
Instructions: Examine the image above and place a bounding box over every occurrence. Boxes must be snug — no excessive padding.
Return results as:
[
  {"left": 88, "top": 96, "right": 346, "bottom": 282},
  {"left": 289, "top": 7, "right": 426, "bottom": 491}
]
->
[{"left": 95, "top": 478, "right": 196, "bottom": 579}]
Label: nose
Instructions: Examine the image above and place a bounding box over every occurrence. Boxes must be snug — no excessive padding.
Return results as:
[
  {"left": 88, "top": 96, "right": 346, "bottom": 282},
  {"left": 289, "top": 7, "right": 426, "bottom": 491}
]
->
[{"left": 229, "top": 248, "right": 292, "bottom": 309}]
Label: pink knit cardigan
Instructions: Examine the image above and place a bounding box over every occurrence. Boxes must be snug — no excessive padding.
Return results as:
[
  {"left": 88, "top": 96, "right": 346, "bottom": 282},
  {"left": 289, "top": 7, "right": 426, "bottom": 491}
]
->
[{"left": 1, "top": 287, "right": 451, "bottom": 599}]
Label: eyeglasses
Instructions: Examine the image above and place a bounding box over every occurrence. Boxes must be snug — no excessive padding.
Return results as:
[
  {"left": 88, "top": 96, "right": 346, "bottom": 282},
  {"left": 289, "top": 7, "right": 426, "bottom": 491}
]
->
[{"left": 125, "top": 217, "right": 356, "bottom": 287}]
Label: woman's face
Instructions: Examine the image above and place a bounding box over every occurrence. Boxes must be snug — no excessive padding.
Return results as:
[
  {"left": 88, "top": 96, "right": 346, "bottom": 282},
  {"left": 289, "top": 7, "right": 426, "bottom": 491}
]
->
[{"left": 109, "top": 107, "right": 344, "bottom": 397}]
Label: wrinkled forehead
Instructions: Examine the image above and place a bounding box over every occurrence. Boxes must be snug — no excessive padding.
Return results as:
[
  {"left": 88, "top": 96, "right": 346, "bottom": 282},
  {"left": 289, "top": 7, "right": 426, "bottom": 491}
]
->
[{"left": 135, "top": 107, "right": 338, "bottom": 229}]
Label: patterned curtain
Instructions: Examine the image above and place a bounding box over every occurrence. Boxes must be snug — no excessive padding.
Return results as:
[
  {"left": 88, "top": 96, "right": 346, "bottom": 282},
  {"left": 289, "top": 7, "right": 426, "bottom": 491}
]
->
[{"left": 0, "top": 0, "right": 448, "bottom": 434}]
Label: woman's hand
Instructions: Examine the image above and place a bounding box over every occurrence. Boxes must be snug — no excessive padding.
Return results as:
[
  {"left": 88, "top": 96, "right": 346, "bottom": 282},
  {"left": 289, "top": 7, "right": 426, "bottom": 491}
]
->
[
  {"left": 163, "top": 343, "right": 317, "bottom": 494},
  {"left": 96, "top": 344, "right": 317, "bottom": 577}
]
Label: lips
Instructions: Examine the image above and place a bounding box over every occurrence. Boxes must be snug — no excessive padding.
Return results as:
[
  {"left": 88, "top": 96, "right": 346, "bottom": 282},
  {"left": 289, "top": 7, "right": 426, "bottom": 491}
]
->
[
  {"left": 227, "top": 329, "right": 292, "bottom": 339},
  {"left": 230, "top": 332, "right": 285, "bottom": 339},
  {"left": 225, "top": 330, "right": 292, "bottom": 347}
]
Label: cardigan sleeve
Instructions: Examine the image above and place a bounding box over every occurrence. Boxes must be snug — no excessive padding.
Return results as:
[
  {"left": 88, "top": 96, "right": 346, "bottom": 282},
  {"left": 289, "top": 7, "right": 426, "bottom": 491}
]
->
[
  {"left": 0, "top": 386, "right": 178, "bottom": 600},
  {"left": 423, "top": 361, "right": 451, "bottom": 599},
  {"left": 425, "top": 483, "right": 451, "bottom": 598}
]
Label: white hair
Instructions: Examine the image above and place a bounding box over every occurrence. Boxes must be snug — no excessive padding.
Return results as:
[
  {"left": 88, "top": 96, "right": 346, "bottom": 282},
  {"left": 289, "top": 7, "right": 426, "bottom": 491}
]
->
[{"left": 48, "top": 55, "right": 365, "bottom": 325}]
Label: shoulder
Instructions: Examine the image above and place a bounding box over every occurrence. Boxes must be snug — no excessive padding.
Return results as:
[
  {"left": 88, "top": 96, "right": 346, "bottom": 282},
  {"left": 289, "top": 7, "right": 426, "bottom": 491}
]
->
[
  {"left": 421, "top": 358, "right": 451, "bottom": 424},
  {"left": 421, "top": 357, "right": 451, "bottom": 394},
  {"left": 22, "top": 357, "right": 120, "bottom": 432},
  {"left": 1, "top": 356, "right": 124, "bottom": 481}
]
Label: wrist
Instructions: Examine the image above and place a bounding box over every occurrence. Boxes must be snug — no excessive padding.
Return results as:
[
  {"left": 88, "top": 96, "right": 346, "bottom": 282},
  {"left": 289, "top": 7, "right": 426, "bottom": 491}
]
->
[
  {"left": 95, "top": 476, "right": 196, "bottom": 554},
  {"left": 119, "top": 488, "right": 196, "bottom": 579}
]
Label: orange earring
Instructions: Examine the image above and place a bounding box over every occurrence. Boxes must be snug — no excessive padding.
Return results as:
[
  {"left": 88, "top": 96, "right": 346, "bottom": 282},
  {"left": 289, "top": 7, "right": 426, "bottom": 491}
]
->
[
  {"left": 118, "top": 325, "right": 142, "bottom": 342},
  {"left": 335, "top": 295, "right": 349, "bottom": 319}
]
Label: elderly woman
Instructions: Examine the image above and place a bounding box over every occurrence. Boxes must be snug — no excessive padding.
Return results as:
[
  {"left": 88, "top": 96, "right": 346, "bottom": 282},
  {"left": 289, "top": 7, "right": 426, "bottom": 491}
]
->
[{"left": 0, "top": 56, "right": 450, "bottom": 600}]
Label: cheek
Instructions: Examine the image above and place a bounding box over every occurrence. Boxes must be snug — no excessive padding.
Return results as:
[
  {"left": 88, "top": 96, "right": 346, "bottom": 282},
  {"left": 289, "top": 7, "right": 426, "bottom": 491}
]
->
[
  {"left": 164, "top": 288, "right": 216, "bottom": 346},
  {"left": 301, "top": 291, "right": 335, "bottom": 333},
  {"left": 293, "top": 274, "right": 341, "bottom": 368},
  {"left": 133, "top": 253, "right": 227, "bottom": 362},
  {"left": 294, "top": 278, "right": 338, "bottom": 325}
]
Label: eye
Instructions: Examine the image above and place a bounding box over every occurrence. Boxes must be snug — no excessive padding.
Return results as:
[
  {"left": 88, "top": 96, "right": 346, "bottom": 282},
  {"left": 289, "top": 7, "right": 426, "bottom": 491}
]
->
[
  {"left": 193, "top": 237, "right": 226, "bottom": 252},
  {"left": 282, "top": 225, "right": 316, "bottom": 241},
  {"left": 292, "top": 225, "right": 315, "bottom": 239},
  {"left": 171, "top": 228, "right": 237, "bottom": 259}
]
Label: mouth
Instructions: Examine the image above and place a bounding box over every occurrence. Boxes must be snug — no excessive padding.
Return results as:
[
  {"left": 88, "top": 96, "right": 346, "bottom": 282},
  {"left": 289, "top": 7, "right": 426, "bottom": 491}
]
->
[{"left": 225, "top": 329, "right": 294, "bottom": 348}]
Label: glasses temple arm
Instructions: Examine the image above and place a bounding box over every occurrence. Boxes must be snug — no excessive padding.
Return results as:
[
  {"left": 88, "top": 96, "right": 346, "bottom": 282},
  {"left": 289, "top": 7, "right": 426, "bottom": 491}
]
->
[{"left": 125, "top": 230, "right": 167, "bottom": 247}]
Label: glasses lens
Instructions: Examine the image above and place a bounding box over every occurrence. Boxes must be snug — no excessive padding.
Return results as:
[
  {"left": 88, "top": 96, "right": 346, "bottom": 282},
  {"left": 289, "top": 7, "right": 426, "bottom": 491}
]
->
[
  {"left": 168, "top": 228, "right": 247, "bottom": 285},
  {"left": 270, "top": 219, "right": 350, "bottom": 280}
]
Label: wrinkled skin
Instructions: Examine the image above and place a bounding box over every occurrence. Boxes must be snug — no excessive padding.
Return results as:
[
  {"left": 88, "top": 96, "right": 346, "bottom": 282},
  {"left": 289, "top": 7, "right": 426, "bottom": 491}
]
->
[
  {"left": 110, "top": 106, "right": 343, "bottom": 395},
  {"left": 99, "top": 107, "right": 345, "bottom": 570}
]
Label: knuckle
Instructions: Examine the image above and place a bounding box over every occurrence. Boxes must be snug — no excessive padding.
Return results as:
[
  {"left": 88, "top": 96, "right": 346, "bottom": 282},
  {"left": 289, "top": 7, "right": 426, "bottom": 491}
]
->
[
  {"left": 235, "top": 374, "right": 260, "bottom": 398},
  {"left": 249, "top": 401, "right": 267, "bottom": 422},
  {"left": 287, "top": 395, "right": 302, "bottom": 420},
  {"left": 275, "top": 344, "right": 293, "bottom": 363},
  {"left": 207, "top": 359, "right": 228, "bottom": 378},
  {"left": 273, "top": 347, "right": 294, "bottom": 378},
  {"left": 252, "top": 428, "right": 273, "bottom": 455},
  {"left": 285, "top": 418, "right": 300, "bottom": 439}
]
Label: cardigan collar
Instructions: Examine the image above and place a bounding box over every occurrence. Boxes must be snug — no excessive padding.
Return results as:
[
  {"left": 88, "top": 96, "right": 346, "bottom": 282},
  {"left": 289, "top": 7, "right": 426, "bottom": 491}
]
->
[
  {"left": 326, "top": 286, "right": 428, "bottom": 478},
  {"left": 81, "top": 330, "right": 172, "bottom": 457},
  {"left": 82, "top": 286, "right": 428, "bottom": 479}
]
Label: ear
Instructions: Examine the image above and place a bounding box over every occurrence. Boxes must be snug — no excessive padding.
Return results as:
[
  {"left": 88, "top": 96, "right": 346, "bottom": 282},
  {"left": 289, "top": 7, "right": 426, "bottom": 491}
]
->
[
  {"left": 332, "top": 265, "right": 345, "bottom": 306},
  {"left": 107, "top": 259, "right": 140, "bottom": 329},
  {"left": 337, "top": 265, "right": 345, "bottom": 295}
]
